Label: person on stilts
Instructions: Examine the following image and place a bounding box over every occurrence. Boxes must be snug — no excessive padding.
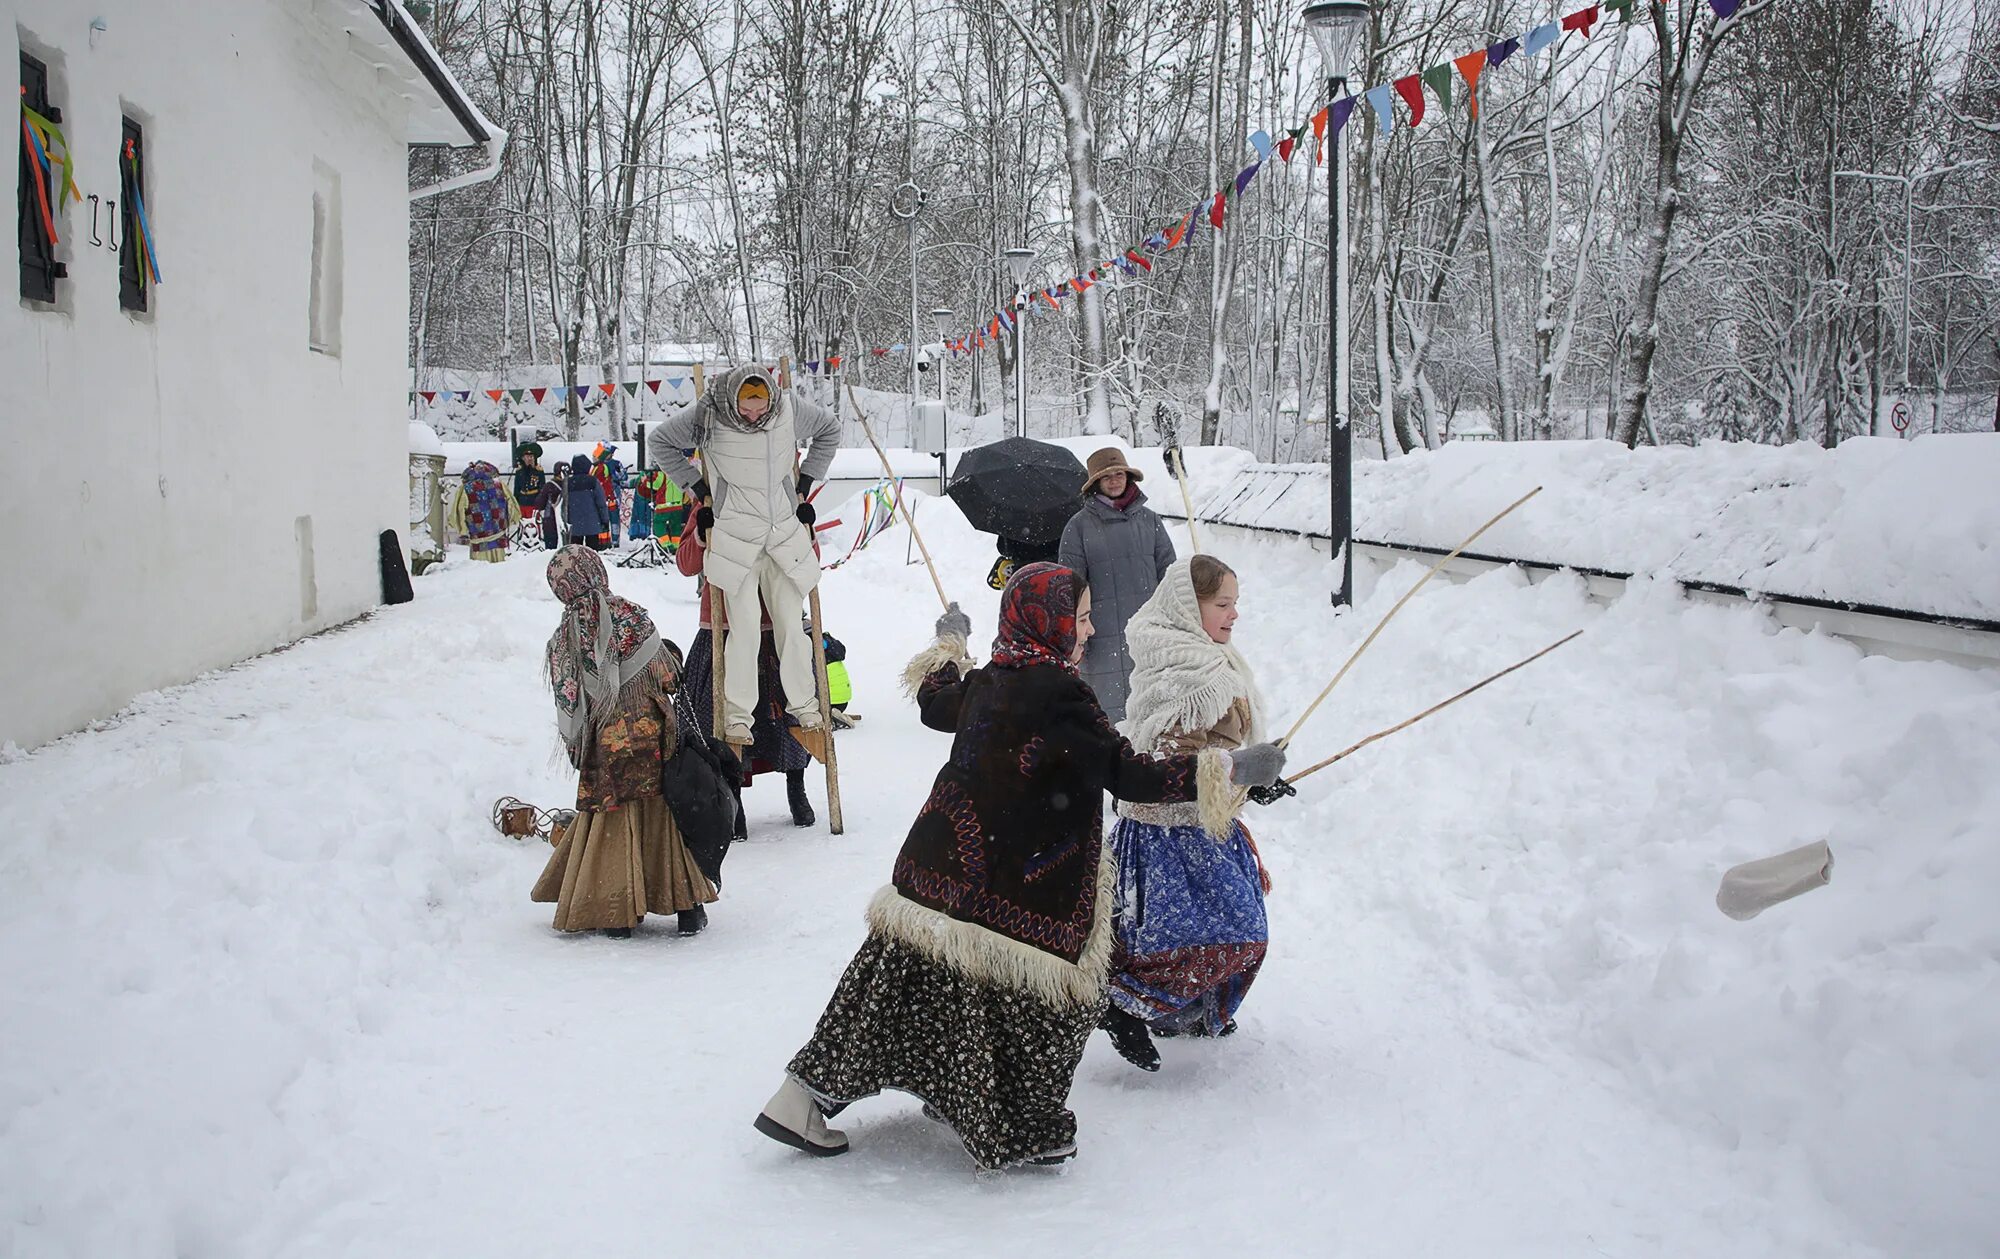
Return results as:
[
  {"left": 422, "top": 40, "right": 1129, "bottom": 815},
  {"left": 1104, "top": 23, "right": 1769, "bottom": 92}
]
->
[{"left": 646, "top": 366, "right": 840, "bottom": 758}]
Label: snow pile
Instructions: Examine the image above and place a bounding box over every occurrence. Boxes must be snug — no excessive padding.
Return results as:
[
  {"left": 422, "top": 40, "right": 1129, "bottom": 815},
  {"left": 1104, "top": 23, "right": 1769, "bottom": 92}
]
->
[
  {"left": 1144, "top": 435, "right": 2000, "bottom": 619},
  {"left": 406, "top": 421, "right": 445, "bottom": 458},
  {"left": 1, "top": 491, "right": 1995, "bottom": 1256}
]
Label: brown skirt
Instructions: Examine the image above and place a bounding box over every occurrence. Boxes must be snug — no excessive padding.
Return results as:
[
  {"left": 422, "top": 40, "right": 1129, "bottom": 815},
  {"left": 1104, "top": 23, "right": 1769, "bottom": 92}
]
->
[{"left": 530, "top": 795, "right": 716, "bottom": 931}]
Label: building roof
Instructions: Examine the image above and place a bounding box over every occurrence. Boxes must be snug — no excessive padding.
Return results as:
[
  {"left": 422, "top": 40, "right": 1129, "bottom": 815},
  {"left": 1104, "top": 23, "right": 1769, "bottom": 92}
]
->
[{"left": 344, "top": 0, "right": 499, "bottom": 148}]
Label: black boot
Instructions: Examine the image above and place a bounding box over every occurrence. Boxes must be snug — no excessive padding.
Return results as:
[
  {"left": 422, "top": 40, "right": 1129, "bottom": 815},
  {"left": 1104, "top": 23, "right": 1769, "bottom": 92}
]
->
[
  {"left": 1100, "top": 1007, "right": 1160, "bottom": 1072},
  {"left": 786, "top": 770, "right": 815, "bottom": 828},
  {"left": 603, "top": 926, "right": 633, "bottom": 939},
  {"left": 677, "top": 905, "right": 708, "bottom": 936}
]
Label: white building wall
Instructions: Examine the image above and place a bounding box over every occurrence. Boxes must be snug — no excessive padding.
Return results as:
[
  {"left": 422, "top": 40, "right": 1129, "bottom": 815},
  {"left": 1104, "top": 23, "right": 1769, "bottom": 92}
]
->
[{"left": 1, "top": 0, "right": 418, "bottom": 749}]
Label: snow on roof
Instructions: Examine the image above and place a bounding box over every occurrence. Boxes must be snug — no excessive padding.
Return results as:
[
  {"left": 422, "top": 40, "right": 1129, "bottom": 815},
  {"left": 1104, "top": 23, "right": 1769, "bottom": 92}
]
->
[{"left": 349, "top": 0, "right": 501, "bottom": 148}]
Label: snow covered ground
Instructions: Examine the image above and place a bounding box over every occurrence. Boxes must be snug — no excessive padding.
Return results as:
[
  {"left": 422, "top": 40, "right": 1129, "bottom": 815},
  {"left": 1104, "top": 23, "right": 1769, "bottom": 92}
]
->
[{"left": 3, "top": 489, "right": 1997, "bottom": 1258}]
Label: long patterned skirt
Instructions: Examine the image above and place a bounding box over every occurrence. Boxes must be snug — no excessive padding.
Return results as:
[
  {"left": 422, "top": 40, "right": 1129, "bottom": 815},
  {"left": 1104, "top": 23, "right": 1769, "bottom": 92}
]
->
[
  {"left": 787, "top": 933, "right": 1100, "bottom": 1169},
  {"left": 1107, "top": 817, "right": 1268, "bottom": 1035},
  {"left": 682, "top": 628, "right": 812, "bottom": 779}
]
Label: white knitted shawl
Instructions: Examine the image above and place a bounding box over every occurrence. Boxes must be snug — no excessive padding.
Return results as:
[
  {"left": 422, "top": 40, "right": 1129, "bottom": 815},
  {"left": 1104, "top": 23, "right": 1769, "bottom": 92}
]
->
[{"left": 1119, "top": 559, "right": 1265, "bottom": 755}]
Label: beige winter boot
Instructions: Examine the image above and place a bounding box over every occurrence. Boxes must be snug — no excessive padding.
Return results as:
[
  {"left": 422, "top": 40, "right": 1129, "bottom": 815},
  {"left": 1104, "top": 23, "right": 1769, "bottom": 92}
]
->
[{"left": 754, "top": 1078, "right": 849, "bottom": 1157}]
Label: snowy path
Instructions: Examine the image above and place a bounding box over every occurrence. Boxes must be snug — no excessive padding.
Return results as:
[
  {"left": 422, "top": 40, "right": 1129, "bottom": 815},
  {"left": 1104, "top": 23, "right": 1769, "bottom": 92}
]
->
[{"left": 4, "top": 501, "right": 1996, "bottom": 1258}]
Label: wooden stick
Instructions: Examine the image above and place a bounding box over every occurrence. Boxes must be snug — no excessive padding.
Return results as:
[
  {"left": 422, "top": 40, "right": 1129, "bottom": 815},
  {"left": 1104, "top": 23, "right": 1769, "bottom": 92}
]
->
[
  {"left": 1287, "top": 630, "right": 1583, "bottom": 783},
  {"left": 808, "top": 586, "right": 845, "bottom": 835},
  {"left": 697, "top": 444, "right": 727, "bottom": 742},
  {"left": 843, "top": 379, "right": 952, "bottom": 609},
  {"left": 1279, "top": 484, "right": 1543, "bottom": 747},
  {"left": 1169, "top": 447, "right": 1201, "bottom": 554}
]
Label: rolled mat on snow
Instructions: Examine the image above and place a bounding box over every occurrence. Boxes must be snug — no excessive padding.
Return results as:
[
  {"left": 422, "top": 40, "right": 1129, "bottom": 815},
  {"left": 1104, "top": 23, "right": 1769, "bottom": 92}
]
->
[{"left": 1716, "top": 841, "right": 1834, "bottom": 921}]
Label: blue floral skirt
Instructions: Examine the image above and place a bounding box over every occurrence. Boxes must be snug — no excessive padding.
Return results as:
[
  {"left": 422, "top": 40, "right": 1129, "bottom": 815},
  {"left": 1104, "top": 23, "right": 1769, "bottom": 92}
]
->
[{"left": 1108, "top": 816, "right": 1268, "bottom": 1034}]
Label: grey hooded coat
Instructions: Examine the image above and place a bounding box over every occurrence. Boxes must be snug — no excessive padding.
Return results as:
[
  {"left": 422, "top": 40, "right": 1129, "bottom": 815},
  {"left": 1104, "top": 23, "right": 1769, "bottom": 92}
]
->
[{"left": 1057, "top": 488, "right": 1177, "bottom": 721}]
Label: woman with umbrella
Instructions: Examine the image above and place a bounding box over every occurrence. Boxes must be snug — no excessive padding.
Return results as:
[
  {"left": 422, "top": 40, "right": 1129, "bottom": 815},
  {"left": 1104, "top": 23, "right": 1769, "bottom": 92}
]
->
[
  {"left": 945, "top": 437, "right": 1086, "bottom": 591},
  {"left": 752, "top": 563, "right": 1288, "bottom": 1168},
  {"left": 1058, "top": 448, "right": 1177, "bottom": 721}
]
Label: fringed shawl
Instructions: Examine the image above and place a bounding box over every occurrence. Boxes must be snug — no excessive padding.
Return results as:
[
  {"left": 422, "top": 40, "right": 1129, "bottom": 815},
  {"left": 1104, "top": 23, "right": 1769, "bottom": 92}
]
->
[
  {"left": 1120, "top": 559, "right": 1266, "bottom": 755},
  {"left": 544, "top": 546, "right": 663, "bottom": 764}
]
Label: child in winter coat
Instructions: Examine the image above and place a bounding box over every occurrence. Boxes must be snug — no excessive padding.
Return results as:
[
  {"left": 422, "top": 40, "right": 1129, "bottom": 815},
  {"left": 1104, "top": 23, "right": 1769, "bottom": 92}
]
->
[
  {"left": 1100, "top": 555, "right": 1273, "bottom": 1070},
  {"left": 754, "top": 563, "right": 1288, "bottom": 1169},
  {"left": 564, "top": 454, "right": 611, "bottom": 548}
]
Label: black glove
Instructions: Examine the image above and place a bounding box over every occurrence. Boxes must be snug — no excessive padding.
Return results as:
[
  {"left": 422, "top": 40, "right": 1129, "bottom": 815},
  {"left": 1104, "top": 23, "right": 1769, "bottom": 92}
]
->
[
  {"left": 796, "top": 502, "right": 816, "bottom": 526},
  {"left": 1162, "top": 443, "right": 1185, "bottom": 471},
  {"left": 696, "top": 505, "right": 716, "bottom": 532},
  {"left": 796, "top": 473, "right": 814, "bottom": 500},
  {"left": 1247, "top": 777, "right": 1297, "bottom": 807},
  {"left": 1228, "top": 741, "right": 1288, "bottom": 787},
  {"left": 690, "top": 478, "right": 712, "bottom": 503}
]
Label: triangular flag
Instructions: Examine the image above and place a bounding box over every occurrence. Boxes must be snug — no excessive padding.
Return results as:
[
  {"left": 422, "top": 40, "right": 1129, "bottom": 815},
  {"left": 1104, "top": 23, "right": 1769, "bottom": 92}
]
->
[
  {"left": 828, "top": 356, "right": 841, "bottom": 370},
  {"left": 668, "top": 376, "right": 685, "bottom": 390},
  {"left": 1311, "top": 105, "right": 1330, "bottom": 161},
  {"left": 1455, "top": 51, "right": 1489, "bottom": 118},
  {"left": 509, "top": 388, "right": 526, "bottom": 403},
  {"left": 1604, "top": 0, "right": 1633, "bottom": 15},
  {"left": 645, "top": 379, "right": 661, "bottom": 394},
  {"left": 1330, "top": 97, "right": 1357, "bottom": 139},
  {"left": 485, "top": 389, "right": 505, "bottom": 403},
  {"left": 1042, "top": 289, "right": 1062, "bottom": 310},
  {"left": 622, "top": 381, "right": 638, "bottom": 396},
  {"left": 1125, "top": 248, "right": 1154, "bottom": 273},
  {"left": 1394, "top": 75, "right": 1426, "bottom": 127},
  {"left": 871, "top": 347, "right": 888, "bottom": 357},
  {"left": 1365, "top": 84, "right": 1397, "bottom": 134},
  {"left": 530, "top": 387, "right": 548, "bottom": 403},
  {"left": 573, "top": 385, "right": 590, "bottom": 400},
  {"left": 1524, "top": 21, "right": 1559, "bottom": 57},
  {"left": 1278, "top": 134, "right": 1297, "bottom": 163},
  {"left": 419, "top": 391, "right": 437, "bottom": 404},
  {"left": 1070, "top": 276, "right": 1093, "bottom": 295},
  {"left": 598, "top": 382, "right": 616, "bottom": 396},
  {"left": 1235, "top": 162, "right": 1261, "bottom": 194},
  {"left": 457, "top": 391, "right": 473, "bottom": 402},
  {"left": 1209, "top": 191, "right": 1228, "bottom": 230},
  {"left": 890, "top": 343, "right": 908, "bottom": 352},
  {"left": 407, "top": 391, "right": 416, "bottom": 403},
  {"left": 1488, "top": 36, "right": 1520, "bottom": 66},
  {"left": 1561, "top": 5, "right": 1600, "bottom": 37},
  {"left": 805, "top": 361, "right": 820, "bottom": 373},
  {"left": 1249, "top": 129, "right": 1274, "bottom": 159},
  {"left": 1165, "top": 212, "right": 1191, "bottom": 250},
  {"left": 1423, "top": 64, "right": 1454, "bottom": 113}
]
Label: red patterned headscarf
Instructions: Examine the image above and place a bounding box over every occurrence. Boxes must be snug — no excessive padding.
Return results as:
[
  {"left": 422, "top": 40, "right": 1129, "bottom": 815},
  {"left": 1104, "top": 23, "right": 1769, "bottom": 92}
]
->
[
  {"left": 990, "top": 561, "right": 1080, "bottom": 674},
  {"left": 545, "top": 545, "right": 663, "bottom": 760}
]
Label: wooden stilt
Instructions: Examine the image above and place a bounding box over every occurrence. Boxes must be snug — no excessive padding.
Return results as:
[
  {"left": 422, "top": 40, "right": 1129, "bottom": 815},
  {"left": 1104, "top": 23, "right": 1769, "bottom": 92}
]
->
[{"left": 808, "top": 586, "right": 844, "bottom": 835}]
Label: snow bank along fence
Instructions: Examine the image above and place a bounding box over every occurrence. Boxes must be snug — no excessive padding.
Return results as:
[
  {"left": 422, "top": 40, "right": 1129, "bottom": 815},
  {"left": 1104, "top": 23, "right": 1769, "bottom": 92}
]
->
[{"left": 1153, "top": 464, "right": 2000, "bottom": 671}]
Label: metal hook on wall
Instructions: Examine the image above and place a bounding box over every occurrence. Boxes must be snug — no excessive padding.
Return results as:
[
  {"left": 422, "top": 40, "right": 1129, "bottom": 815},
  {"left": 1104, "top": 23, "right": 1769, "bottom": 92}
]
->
[
  {"left": 87, "top": 195, "right": 103, "bottom": 247},
  {"left": 105, "top": 199, "right": 119, "bottom": 252}
]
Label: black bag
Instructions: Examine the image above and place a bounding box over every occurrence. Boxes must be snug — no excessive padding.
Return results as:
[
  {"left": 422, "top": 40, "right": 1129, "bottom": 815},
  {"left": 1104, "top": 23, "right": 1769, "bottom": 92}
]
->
[
  {"left": 379, "top": 530, "right": 414, "bottom": 605},
  {"left": 662, "top": 732, "right": 740, "bottom": 890}
]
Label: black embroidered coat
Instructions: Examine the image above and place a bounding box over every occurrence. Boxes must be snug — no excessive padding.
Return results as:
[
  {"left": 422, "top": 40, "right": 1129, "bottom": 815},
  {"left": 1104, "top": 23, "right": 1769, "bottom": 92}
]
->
[{"left": 895, "top": 660, "right": 1205, "bottom": 965}]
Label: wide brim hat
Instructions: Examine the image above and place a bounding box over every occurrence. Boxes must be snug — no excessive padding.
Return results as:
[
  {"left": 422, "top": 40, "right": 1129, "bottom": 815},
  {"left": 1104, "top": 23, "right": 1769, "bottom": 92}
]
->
[
  {"left": 517, "top": 441, "right": 544, "bottom": 459},
  {"left": 1081, "top": 446, "right": 1143, "bottom": 495}
]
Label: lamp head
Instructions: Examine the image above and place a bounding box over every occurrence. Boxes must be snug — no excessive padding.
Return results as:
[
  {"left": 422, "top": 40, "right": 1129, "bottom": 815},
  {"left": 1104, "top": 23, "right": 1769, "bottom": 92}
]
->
[
  {"left": 1002, "top": 247, "right": 1035, "bottom": 286},
  {"left": 1303, "top": 0, "right": 1370, "bottom": 79},
  {"left": 931, "top": 306, "right": 953, "bottom": 337}
]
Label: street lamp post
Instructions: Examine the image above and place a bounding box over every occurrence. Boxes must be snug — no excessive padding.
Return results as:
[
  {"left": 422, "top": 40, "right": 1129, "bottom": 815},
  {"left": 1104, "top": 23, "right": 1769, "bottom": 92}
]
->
[
  {"left": 930, "top": 306, "right": 954, "bottom": 485},
  {"left": 1304, "top": 0, "right": 1370, "bottom": 608},
  {"left": 1003, "top": 247, "right": 1035, "bottom": 438},
  {"left": 890, "top": 181, "right": 928, "bottom": 433}
]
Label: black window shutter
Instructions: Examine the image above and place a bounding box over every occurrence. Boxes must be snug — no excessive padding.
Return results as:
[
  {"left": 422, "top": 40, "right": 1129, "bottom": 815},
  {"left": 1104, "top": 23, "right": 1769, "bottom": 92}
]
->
[
  {"left": 18, "top": 52, "right": 60, "bottom": 304},
  {"left": 119, "top": 117, "right": 146, "bottom": 312}
]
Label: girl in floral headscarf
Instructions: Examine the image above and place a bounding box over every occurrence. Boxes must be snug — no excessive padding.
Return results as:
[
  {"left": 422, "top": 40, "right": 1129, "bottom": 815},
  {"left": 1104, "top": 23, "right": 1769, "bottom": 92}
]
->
[
  {"left": 753, "top": 563, "right": 1288, "bottom": 1170},
  {"left": 531, "top": 546, "right": 717, "bottom": 937}
]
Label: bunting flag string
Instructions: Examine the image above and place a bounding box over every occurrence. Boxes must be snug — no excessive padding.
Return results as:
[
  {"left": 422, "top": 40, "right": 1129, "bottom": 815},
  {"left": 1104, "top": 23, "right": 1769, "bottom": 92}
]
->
[
  {"left": 408, "top": 375, "right": 698, "bottom": 409},
  {"left": 898, "top": 0, "right": 1695, "bottom": 366}
]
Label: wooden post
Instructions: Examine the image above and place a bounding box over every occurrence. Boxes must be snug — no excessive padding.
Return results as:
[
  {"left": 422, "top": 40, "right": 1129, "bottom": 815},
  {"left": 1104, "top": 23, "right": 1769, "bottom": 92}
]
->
[{"left": 809, "top": 587, "right": 845, "bottom": 835}]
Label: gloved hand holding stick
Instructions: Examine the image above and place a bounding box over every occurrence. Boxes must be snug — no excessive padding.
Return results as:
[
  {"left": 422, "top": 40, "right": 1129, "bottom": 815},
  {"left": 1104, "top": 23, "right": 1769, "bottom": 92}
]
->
[{"left": 1279, "top": 485, "right": 1544, "bottom": 748}]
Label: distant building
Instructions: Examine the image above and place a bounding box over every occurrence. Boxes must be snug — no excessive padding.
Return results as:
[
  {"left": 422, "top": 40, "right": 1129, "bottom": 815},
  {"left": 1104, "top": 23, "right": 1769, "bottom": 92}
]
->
[{"left": 3, "top": 1, "right": 502, "bottom": 748}]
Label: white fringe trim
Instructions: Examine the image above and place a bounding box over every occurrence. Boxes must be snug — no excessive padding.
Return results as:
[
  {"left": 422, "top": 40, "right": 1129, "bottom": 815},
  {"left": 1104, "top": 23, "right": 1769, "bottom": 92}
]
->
[
  {"left": 899, "top": 635, "right": 975, "bottom": 698},
  {"left": 864, "top": 846, "right": 1117, "bottom": 1009},
  {"left": 1195, "top": 748, "right": 1244, "bottom": 840}
]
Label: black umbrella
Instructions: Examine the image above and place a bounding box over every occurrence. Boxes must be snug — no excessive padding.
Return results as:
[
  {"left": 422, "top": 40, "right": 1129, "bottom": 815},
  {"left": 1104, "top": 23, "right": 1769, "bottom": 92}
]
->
[{"left": 947, "top": 437, "right": 1087, "bottom": 547}]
